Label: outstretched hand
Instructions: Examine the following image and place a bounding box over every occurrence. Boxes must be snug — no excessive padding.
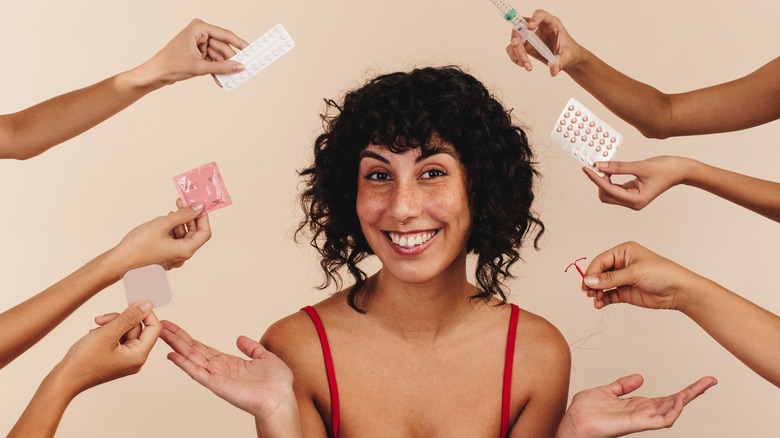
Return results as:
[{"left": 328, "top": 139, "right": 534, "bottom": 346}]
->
[
  {"left": 160, "top": 320, "right": 296, "bottom": 422},
  {"left": 557, "top": 374, "right": 717, "bottom": 438}
]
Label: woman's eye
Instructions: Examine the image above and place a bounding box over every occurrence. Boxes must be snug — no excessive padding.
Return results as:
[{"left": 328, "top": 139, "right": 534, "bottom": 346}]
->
[
  {"left": 421, "top": 168, "right": 446, "bottom": 179},
  {"left": 366, "top": 171, "right": 390, "bottom": 181}
]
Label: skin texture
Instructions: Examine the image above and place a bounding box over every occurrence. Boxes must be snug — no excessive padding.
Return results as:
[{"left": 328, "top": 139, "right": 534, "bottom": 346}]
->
[
  {"left": 0, "top": 19, "right": 247, "bottom": 160},
  {"left": 504, "top": 10, "right": 780, "bottom": 138}
]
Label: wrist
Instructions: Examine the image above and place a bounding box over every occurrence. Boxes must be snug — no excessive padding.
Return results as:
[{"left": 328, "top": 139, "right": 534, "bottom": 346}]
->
[
  {"left": 677, "top": 156, "right": 702, "bottom": 187},
  {"left": 254, "top": 391, "right": 302, "bottom": 437},
  {"left": 672, "top": 266, "right": 710, "bottom": 315},
  {"left": 43, "top": 363, "right": 82, "bottom": 404},
  {"left": 116, "top": 62, "right": 168, "bottom": 95},
  {"left": 563, "top": 46, "right": 592, "bottom": 76}
]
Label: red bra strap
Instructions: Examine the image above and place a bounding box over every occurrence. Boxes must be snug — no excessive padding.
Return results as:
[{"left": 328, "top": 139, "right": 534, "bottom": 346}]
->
[
  {"left": 501, "top": 304, "right": 520, "bottom": 437},
  {"left": 301, "top": 306, "right": 340, "bottom": 437}
]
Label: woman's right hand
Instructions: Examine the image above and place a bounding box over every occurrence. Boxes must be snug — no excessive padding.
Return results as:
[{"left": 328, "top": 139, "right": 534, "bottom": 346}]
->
[
  {"left": 114, "top": 199, "right": 211, "bottom": 272},
  {"left": 581, "top": 241, "right": 703, "bottom": 311},
  {"left": 505, "top": 9, "right": 586, "bottom": 76},
  {"left": 159, "top": 320, "right": 299, "bottom": 424}
]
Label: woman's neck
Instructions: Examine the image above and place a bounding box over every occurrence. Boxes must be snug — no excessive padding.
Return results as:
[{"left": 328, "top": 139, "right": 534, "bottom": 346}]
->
[{"left": 359, "top": 265, "right": 482, "bottom": 344}]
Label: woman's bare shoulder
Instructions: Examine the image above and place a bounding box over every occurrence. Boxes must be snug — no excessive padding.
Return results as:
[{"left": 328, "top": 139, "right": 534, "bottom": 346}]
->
[
  {"left": 260, "top": 293, "right": 345, "bottom": 370},
  {"left": 514, "top": 306, "right": 571, "bottom": 367}
]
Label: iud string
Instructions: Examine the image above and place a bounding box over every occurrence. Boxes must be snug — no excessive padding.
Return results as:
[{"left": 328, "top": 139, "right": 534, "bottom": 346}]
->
[{"left": 565, "top": 257, "right": 610, "bottom": 350}]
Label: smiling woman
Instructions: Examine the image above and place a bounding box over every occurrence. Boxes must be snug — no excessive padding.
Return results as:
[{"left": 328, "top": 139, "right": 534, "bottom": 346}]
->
[
  {"left": 265, "top": 66, "right": 569, "bottom": 437},
  {"left": 158, "top": 66, "right": 717, "bottom": 438}
]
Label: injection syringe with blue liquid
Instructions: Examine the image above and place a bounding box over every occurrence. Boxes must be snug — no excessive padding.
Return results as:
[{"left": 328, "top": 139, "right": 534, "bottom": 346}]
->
[{"left": 489, "top": 0, "right": 559, "bottom": 67}]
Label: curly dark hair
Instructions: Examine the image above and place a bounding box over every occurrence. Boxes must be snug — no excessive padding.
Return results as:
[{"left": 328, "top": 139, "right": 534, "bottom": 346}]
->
[{"left": 297, "top": 66, "right": 544, "bottom": 312}]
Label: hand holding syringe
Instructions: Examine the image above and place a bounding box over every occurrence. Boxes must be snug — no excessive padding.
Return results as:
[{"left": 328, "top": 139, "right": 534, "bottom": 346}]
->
[{"left": 488, "top": 0, "right": 559, "bottom": 67}]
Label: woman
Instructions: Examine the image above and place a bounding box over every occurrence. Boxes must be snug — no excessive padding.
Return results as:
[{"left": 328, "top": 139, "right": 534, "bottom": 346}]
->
[
  {"left": 160, "top": 67, "right": 713, "bottom": 437},
  {"left": 262, "top": 66, "right": 570, "bottom": 436}
]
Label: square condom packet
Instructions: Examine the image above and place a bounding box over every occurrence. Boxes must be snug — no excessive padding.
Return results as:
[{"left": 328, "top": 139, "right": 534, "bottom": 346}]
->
[
  {"left": 122, "top": 263, "right": 172, "bottom": 308},
  {"left": 173, "top": 161, "right": 233, "bottom": 215}
]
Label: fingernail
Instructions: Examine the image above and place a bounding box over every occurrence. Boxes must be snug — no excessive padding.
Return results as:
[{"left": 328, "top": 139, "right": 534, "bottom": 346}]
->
[
  {"left": 524, "top": 62, "right": 532, "bottom": 71},
  {"left": 139, "top": 301, "right": 153, "bottom": 312},
  {"left": 233, "top": 62, "right": 245, "bottom": 72},
  {"left": 511, "top": 37, "right": 519, "bottom": 46},
  {"left": 191, "top": 203, "right": 204, "bottom": 212},
  {"left": 595, "top": 162, "right": 608, "bottom": 169},
  {"left": 584, "top": 276, "right": 600, "bottom": 286}
]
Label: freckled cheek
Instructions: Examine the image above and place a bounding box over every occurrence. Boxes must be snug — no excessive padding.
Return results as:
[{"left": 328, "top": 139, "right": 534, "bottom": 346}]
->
[
  {"left": 427, "top": 188, "right": 472, "bottom": 230},
  {"left": 356, "top": 187, "right": 387, "bottom": 225}
]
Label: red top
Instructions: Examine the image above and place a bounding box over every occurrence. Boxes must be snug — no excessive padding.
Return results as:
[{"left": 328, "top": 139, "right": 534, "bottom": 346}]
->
[{"left": 301, "top": 303, "right": 520, "bottom": 438}]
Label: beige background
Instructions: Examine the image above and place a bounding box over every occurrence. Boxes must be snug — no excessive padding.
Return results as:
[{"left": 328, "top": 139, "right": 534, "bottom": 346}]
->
[{"left": 1, "top": 0, "right": 777, "bottom": 436}]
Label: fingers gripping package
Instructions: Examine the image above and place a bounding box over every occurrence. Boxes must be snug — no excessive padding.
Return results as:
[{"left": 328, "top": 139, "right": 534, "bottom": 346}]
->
[
  {"left": 550, "top": 98, "right": 623, "bottom": 176},
  {"left": 215, "top": 24, "right": 295, "bottom": 91},
  {"left": 173, "top": 161, "right": 233, "bottom": 215}
]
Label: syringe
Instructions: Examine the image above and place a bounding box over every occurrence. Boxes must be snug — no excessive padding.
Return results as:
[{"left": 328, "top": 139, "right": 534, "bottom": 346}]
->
[{"left": 488, "top": 0, "right": 559, "bottom": 67}]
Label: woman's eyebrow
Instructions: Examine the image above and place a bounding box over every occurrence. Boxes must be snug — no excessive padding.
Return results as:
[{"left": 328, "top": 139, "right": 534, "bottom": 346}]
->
[
  {"left": 358, "top": 150, "right": 389, "bottom": 163},
  {"left": 418, "top": 144, "right": 457, "bottom": 162}
]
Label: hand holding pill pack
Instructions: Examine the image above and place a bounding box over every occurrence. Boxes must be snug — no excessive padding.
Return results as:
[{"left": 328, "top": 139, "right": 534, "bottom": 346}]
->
[
  {"left": 550, "top": 98, "right": 623, "bottom": 176},
  {"left": 215, "top": 24, "right": 295, "bottom": 91}
]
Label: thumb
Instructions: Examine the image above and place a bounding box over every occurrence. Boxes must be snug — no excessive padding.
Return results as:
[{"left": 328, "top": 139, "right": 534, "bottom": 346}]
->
[
  {"left": 198, "top": 59, "right": 244, "bottom": 76},
  {"left": 237, "top": 335, "right": 267, "bottom": 359},
  {"left": 583, "top": 265, "right": 638, "bottom": 291},
  {"left": 164, "top": 202, "right": 204, "bottom": 228},
  {"left": 607, "top": 374, "right": 644, "bottom": 397},
  {"left": 104, "top": 301, "right": 153, "bottom": 339},
  {"left": 595, "top": 160, "right": 639, "bottom": 176}
]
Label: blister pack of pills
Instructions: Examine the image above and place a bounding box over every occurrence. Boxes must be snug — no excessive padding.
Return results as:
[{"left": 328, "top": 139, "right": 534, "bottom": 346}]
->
[
  {"left": 550, "top": 98, "right": 623, "bottom": 176},
  {"left": 173, "top": 161, "right": 233, "bottom": 215},
  {"left": 215, "top": 24, "right": 295, "bottom": 91}
]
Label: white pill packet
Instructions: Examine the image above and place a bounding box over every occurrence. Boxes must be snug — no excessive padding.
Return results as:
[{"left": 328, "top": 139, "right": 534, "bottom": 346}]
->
[
  {"left": 215, "top": 24, "right": 295, "bottom": 91},
  {"left": 550, "top": 98, "right": 623, "bottom": 176}
]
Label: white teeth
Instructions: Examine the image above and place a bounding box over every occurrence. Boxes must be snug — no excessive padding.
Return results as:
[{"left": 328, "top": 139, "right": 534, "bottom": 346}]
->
[{"left": 388, "top": 231, "right": 436, "bottom": 248}]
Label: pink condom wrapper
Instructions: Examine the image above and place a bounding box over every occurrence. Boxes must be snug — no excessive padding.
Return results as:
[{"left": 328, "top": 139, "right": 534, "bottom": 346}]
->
[{"left": 173, "top": 161, "right": 233, "bottom": 215}]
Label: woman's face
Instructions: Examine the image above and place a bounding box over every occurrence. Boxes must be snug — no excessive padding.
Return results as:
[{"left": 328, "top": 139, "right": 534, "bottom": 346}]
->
[{"left": 356, "top": 141, "right": 472, "bottom": 285}]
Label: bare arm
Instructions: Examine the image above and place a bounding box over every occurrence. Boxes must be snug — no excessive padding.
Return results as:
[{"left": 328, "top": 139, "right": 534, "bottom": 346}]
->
[
  {"left": 566, "top": 53, "right": 780, "bottom": 139},
  {"left": 509, "top": 314, "right": 571, "bottom": 437},
  {"left": 0, "top": 203, "right": 210, "bottom": 369},
  {"left": 0, "top": 19, "right": 247, "bottom": 160},
  {"left": 584, "top": 156, "right": 780, "bottom": 222},
  {"left": 583, "top": 241, "right": 780, "bottom": 387},
  {"left": 8, "top": 302, "right": 161, "bottom": 438},
  {"left": 506, "top": 10, "right": 780, "bottom": 138}
]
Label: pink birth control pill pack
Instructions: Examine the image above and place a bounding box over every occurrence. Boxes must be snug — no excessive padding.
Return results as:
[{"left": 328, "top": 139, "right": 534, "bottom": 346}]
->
[{"left": 173, "top": 161, "right": 233, "bottom": 215}]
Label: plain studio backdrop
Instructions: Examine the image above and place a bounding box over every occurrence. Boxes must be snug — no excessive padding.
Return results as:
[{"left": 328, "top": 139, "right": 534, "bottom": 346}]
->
[{"left": 1, "top": 1, "right": 777, "bottom": 436}]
